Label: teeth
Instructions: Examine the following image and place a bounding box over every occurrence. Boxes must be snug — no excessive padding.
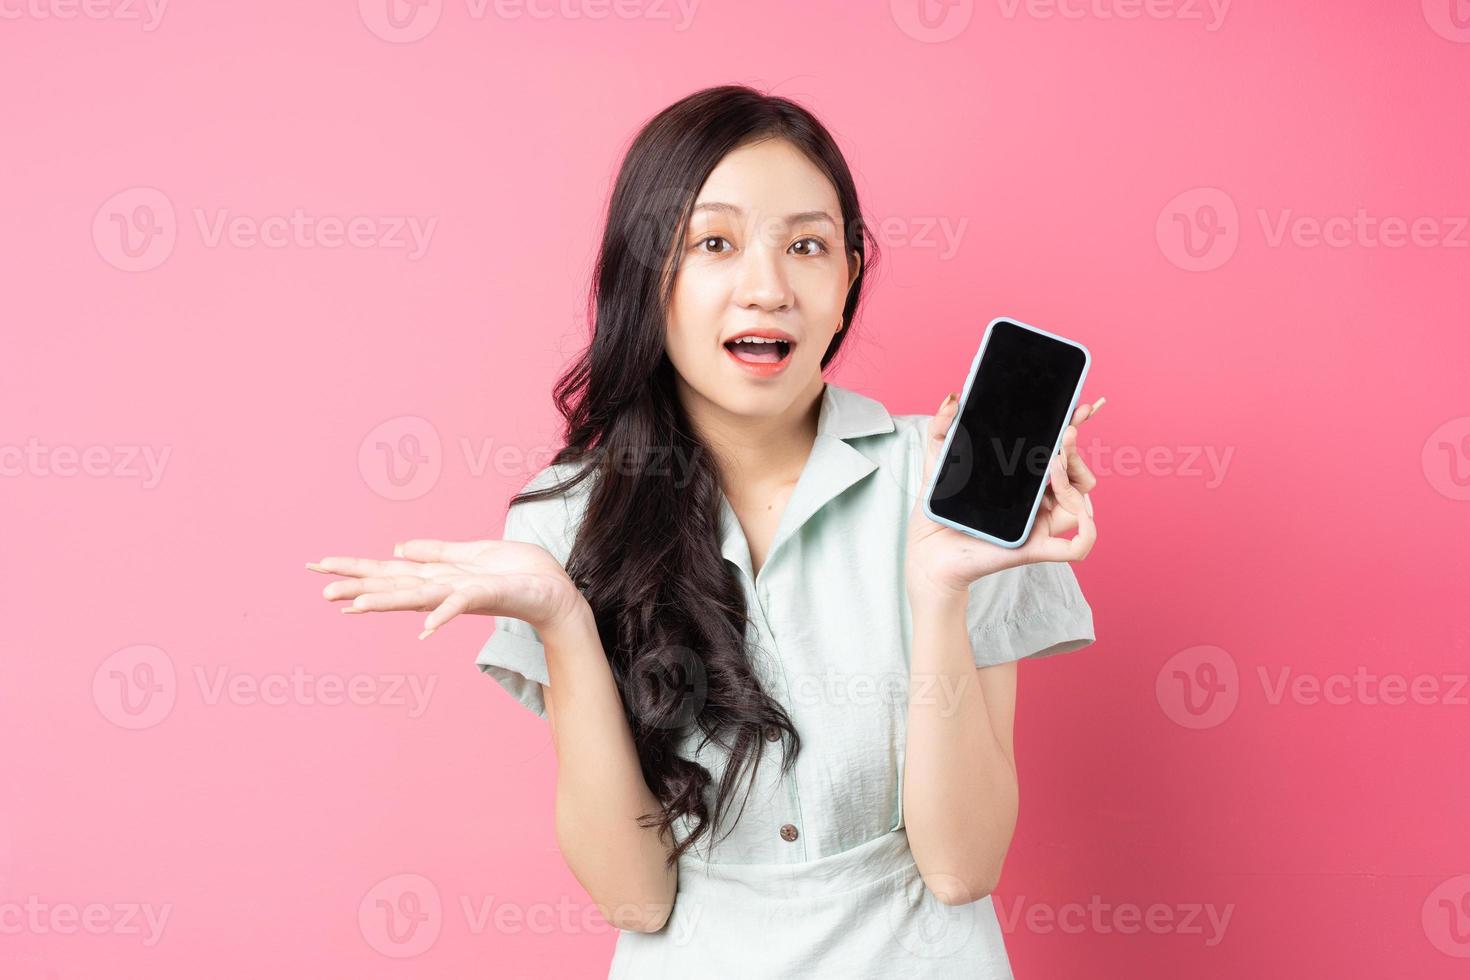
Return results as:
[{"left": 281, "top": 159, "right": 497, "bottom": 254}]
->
[{"left": 730, "top": 337, "right": 786, "bottom": 344}]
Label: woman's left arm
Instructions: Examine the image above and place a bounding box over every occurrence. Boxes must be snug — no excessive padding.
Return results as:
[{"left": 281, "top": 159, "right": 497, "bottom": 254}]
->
[{"left": 901, "top": 393, "right": 1102, "bottom": 905}]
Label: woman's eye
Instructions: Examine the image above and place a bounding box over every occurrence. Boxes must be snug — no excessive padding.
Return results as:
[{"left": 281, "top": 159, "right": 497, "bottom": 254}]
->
[
  {"left": 791, "top": 237, "right": 828, "bottom": 257},
  {"left": 696, "top": 235, "right": 731, "bottom": 253}
]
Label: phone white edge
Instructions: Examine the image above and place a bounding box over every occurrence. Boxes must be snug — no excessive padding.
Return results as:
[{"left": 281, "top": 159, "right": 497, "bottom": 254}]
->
[{"left": 920, "top": 315, "right": 1092, "bottom": 549}]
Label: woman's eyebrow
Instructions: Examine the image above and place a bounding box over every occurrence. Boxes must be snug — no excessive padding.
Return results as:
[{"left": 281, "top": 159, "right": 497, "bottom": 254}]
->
[{"left": 691, "top": 202, "right": 838, "bottom": 228}]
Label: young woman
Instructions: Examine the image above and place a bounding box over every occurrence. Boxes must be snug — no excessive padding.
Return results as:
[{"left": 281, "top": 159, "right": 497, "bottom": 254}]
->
[{"left": 309, "top": 85, "right": 1102, "bottom": 978}]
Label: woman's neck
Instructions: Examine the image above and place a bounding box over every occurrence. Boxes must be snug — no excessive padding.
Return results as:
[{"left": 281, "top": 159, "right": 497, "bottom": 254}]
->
[{"left": 681, "top": 377, "right": 824, "bottom": 495}]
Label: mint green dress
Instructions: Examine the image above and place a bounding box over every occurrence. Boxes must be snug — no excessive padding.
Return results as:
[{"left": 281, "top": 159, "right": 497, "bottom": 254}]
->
[{"left": 476, "top": 381, "right": 1098, "bottom": 978}]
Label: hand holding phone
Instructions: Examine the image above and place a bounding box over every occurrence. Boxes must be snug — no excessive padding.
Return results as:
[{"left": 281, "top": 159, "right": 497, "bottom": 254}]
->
[{"left": 909, "top": 317, "right": 1100, "bottom": 592}]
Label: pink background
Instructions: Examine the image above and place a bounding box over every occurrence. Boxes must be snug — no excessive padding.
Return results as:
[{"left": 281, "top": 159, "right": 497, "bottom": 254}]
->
[{"left": 4, "top": 1, "right": 1469, "bottom": 976}]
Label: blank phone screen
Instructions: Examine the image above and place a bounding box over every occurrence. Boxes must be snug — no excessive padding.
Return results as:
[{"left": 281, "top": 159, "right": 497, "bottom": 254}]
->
[{"left": 927, "top": 320, "right": 1088, "bottom": 544}]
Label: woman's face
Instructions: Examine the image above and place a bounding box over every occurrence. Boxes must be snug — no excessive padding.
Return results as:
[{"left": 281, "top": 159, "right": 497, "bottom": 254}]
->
[{"left": 664, "top": 137, "right": 860, "bottom": 422}]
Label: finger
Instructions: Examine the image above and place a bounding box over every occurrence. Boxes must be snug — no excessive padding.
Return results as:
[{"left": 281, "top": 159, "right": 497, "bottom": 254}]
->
[
  {"left": 1041, "top": 458, "right": 1079, "bottom": 535},
  {"left": 345, "top": 582, "right": 455, "bottom": 613},
  {"left": 394, "top": 538, "right": 495, "bottom": 564},
  {"left": 423, "top": 584, "right": 496, "bottom": 634},
  {"left": 1067, "top": 455, "right": 1097, "bottom": 494},
  {"left": 920, "top": 392, "right": 960, "bottom": 489},
  {"left": 1072, "top": 396, "right": 1105, "bottom": 426},
  {"left": 1056, "top": 420, "right": 1099, "bottom": 495},
  {"left": 1041, "top": 488, "right": 1078, "bottom": 536},
  {"left": 927, "top": 392, "right": 959, "bottom": 444},
  {"left": 1064, "top": 487, "right": 1096, "bottom": 556},
  {"left": 1030, "top": 505, "right": 1096, "bottom": 561},
  {"left": 323, "top": 574, "right": 429, "bottom": 602},
  {"left": 1028, "top": 455, "right": 1096, "bottom": 561},
  {"left": 1047, "top": 447, "right": 1088, "bottom": 518},
  {"left": 309, "top": 554, "right": 468, "bottom": 581}
]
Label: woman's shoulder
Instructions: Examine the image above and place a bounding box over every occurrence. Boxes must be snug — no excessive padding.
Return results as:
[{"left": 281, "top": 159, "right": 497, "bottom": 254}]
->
[{"left": 501, "top": 459, "right": 594, "bottom": 560}]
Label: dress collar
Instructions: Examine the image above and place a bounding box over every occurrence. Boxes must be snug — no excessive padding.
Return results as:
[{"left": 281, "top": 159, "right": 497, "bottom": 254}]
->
[
  {"left": 815, "top": 380, "right": 896, "bottom": 441},
  {"left": 718, "top": 382, "right": 895, "bottom": 584}
]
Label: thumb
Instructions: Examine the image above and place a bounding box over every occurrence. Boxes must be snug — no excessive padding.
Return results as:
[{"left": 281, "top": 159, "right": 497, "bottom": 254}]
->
[{"left": 920, "top": 392, "right": 960, "bottom": 493}]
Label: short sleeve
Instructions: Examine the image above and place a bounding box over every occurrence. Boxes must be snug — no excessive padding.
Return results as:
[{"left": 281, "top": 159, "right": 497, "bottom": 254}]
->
[
  {"left": 474, "top": 494, "right": 560, "bottom": 720},
  {"left": 966, "top": 560, "right": 1097, "bottom": 668}
]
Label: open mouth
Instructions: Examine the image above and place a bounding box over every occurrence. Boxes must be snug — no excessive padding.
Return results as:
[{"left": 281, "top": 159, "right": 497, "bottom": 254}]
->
[{"left": 723, "top": 337, "right": 793, "bottom": 365}]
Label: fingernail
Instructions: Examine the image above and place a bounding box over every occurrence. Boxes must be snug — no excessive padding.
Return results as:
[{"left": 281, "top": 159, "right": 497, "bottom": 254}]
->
[
  {"left": 392, "top": 543, "right": 404, "bottom": 558},
  {"left": 1091, "top": 397, "right": 1106, "bottom": 413},
  {"left": 306, "top": 562, "right": 329, "bottom": 573},
  {"left": 1084, "top": 493, "right": 1094, "bottom": 517},
  {"left": 342, "top": 607, "right": 366, "bottom": 615},
  {"left": 418, "top": 627, "right": 436, "bottom": 640}
]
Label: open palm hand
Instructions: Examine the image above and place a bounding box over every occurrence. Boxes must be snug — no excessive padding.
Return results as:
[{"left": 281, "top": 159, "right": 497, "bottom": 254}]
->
[
  {"left": 307, "top": 537, "right": 583, "bottom": 640},
  {"left": 906, "top": 394, "right": 1103, "bottom": 597}
]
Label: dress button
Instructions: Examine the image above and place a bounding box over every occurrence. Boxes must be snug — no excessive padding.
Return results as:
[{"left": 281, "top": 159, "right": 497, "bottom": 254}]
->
[
  {"left": 764, "top": 725, "right": 780, "bottom": 742},
  {"left": 779, "top": 823, "right": 799, "bottom": 842}
]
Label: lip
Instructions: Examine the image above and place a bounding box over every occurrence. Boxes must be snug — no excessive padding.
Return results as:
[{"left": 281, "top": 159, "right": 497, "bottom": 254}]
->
[{"left": 722, "top": 332, "right": 795, "bottom": 378}]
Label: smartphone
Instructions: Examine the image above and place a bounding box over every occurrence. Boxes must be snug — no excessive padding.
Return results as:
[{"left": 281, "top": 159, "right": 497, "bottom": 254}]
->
[{"left": 922, "top": 316, "right": 1091, "bottom": 548}]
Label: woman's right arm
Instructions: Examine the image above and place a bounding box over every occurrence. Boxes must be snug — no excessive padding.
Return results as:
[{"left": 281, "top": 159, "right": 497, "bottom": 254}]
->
[{"left": 536, "top": 602, "right": 678, "bottom": 934}]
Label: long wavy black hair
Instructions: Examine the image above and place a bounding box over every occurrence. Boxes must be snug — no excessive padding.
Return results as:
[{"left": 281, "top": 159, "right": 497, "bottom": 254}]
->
[{"left": 510, "top": 85, "right": 881, "bottom": 867}]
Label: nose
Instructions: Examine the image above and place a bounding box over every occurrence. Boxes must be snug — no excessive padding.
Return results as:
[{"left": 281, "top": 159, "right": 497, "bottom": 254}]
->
[{"left": 732, "top": 236, "right": 793, "bottom": 313}]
